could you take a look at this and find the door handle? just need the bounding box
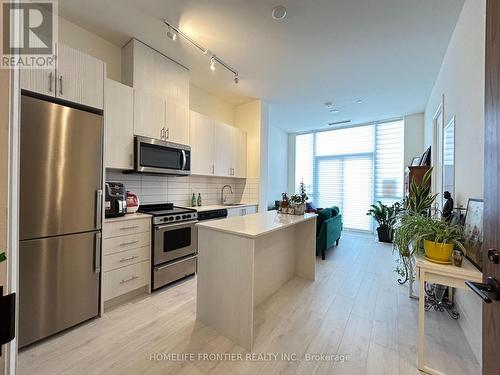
[48,72,52,92]
[94,232,102,273]
[465,277,500,303]
[96,189,103,228]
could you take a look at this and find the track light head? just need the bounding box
[166,26,177,41]
[234,74,239,84]
[210,57,216,71]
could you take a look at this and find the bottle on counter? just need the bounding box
[197,193,202,206]
[191,193,197,207]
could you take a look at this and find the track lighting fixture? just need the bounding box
[163,19,240,84]
[166,26,177,41]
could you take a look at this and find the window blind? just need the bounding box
[295,120,404,232]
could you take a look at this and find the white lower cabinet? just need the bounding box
[226,205,258,217]
[102,215,151,303]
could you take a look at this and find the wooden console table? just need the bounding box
[416,256,482,375]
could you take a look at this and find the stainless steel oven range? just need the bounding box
[137,203,198,291]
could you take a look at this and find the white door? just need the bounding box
[104,79,134,169]
[190,111,215,175]
[165,98,189,145]
[134,91,165,139]
[214,121,233,176]
[20,66,55,97]
[232,127,247,178]
[57,44,104,109]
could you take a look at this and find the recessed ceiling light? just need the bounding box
[272,5,287,20]
[356,99,363,104]
[329,109,340,114]
[324,102,333,109]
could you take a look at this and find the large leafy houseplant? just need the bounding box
[393,167,437,284]
[367,201,402,243]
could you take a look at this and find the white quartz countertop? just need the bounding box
[104,212,151,223]
[196,210,317,238]
[187,203,258,212]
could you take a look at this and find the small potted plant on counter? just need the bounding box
[290,180,308,215]
[366,201,401,243]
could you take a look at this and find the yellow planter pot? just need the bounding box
[423,239,454,264]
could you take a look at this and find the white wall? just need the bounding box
[403,113,425,167]
[189,85,235,125]
[423,0,486,363]
[267,125,289,207]
[58,16,122,81]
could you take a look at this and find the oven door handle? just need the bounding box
[155,255,197,271]
[155,220,198,230]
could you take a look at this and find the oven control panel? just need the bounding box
[153,212,198,225]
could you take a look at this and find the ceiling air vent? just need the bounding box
[328,120,352,126]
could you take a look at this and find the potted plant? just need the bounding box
[393,167,437,285]
[280,192,290,213]
[290,181,308,215]
[393,214,466,264]
[367,201,402,243]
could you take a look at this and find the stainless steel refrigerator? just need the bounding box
[19,94,103,347]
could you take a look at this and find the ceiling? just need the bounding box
[58,0,464,132]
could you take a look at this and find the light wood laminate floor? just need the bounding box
[19,232,481,375]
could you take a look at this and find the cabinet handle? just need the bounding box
[119,255,139,263]
[119,275,139,284]
[119,240,139,247]
[212,165,214,174]
[166,128,170,139]
[48,72,52,92]
[58,75,63,95]
[119,225,139,231]
[160,128,165,140]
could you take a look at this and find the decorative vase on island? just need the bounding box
[293,203,306,215]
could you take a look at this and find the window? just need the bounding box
[295,120,404,231]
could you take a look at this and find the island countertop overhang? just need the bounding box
[196,210,317,239]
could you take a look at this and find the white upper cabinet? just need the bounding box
[21,43,104,109]
[214,121,234,177]
[122,39,190,144]
[232,127,247,178]
[165,98,189,145]
[191,114,247,178]
[104,79,134,170]
[20,67,55,97]
[57,44,104,109]
[133,91,165,140]
[190,111,215,175]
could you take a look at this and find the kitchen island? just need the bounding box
[196,210,317,350]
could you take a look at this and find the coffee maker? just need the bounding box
[105,182,127,218]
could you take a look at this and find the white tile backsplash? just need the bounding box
[106,170,259,207]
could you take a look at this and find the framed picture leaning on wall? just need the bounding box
[463,198,484,270]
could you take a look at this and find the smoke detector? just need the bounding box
[272,5,287,20]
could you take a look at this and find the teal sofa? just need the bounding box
[316,206,343,260]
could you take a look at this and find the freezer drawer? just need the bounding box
[19,231,100,347]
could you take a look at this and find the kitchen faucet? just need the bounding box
[221,185,233,205]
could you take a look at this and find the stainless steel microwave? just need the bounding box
[134,136,191,175]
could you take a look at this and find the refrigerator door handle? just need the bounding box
[94,232,101,273]
[96,189,103,228]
